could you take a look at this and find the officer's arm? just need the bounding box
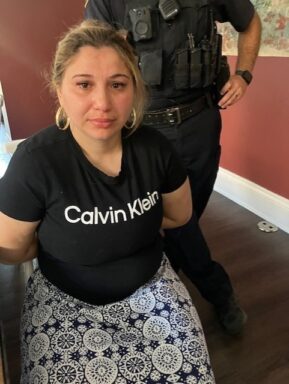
[236,11,262,74]
[218,11,262,109]
[161,178,192,229]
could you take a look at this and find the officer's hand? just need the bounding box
[218,75,248,109]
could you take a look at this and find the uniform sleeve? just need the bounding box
[0,145,45,221]
[214,0,255,32]
[84,0,112,22]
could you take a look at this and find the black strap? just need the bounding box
[143,96,208,126]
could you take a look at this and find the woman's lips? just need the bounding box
[89,118,115,128]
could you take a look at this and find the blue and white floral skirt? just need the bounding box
[20,256,215,383]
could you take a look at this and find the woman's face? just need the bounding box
[57,45,134,144]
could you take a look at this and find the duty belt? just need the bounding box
[143,96,208,126]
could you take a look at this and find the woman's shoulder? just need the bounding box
[20,125,69,155]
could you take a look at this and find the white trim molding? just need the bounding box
[214,167,289,234]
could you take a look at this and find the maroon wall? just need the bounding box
[0,0,83,139]
[220,56,289,200]
[1,2,288,200]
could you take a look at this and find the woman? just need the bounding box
[0,20,215,383]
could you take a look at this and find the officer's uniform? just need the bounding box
[84,0,255,309]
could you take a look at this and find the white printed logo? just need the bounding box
[64,191,159,225]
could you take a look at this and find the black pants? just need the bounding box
[155,105,233,307]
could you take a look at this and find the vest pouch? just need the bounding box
[215,56,230,94]
[214,34,223,76]
[174,48,189,89]
[201,38,213,87]
[139,49,162,85]
[189,48,202,88]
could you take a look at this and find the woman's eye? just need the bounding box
[77,82,90,89]
[112,82,126,89]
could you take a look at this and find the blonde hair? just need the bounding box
[50,19,147,131]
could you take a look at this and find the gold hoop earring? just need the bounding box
[55,106,70,130]
[125,108,137,130]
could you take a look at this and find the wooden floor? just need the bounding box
[1,191,289,383]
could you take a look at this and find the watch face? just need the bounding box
[243,71,252,84]
[236,70,252,85]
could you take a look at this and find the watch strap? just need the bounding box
[235,70,253,85]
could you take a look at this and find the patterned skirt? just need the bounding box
[20,256,215,384]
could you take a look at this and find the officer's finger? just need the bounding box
[218,91,238,108]
[220,81,232,96]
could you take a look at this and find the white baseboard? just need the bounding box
[214,167,289,234]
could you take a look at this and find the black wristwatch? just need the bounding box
[235,70,253,85]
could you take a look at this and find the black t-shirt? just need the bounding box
[0,125,186,304]
[84,0,255,108]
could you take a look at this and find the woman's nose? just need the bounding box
[91,87,111,111]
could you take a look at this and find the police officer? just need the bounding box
[84,0,262,334]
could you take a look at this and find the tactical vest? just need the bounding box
[124,0,222,94]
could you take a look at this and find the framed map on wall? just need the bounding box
[218,0,289,57]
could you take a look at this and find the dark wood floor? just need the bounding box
[1,191,289,383]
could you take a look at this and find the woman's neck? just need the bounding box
[71,129,123,177]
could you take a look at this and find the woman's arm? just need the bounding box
[161,177,192,229]
[0,212,40,265]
